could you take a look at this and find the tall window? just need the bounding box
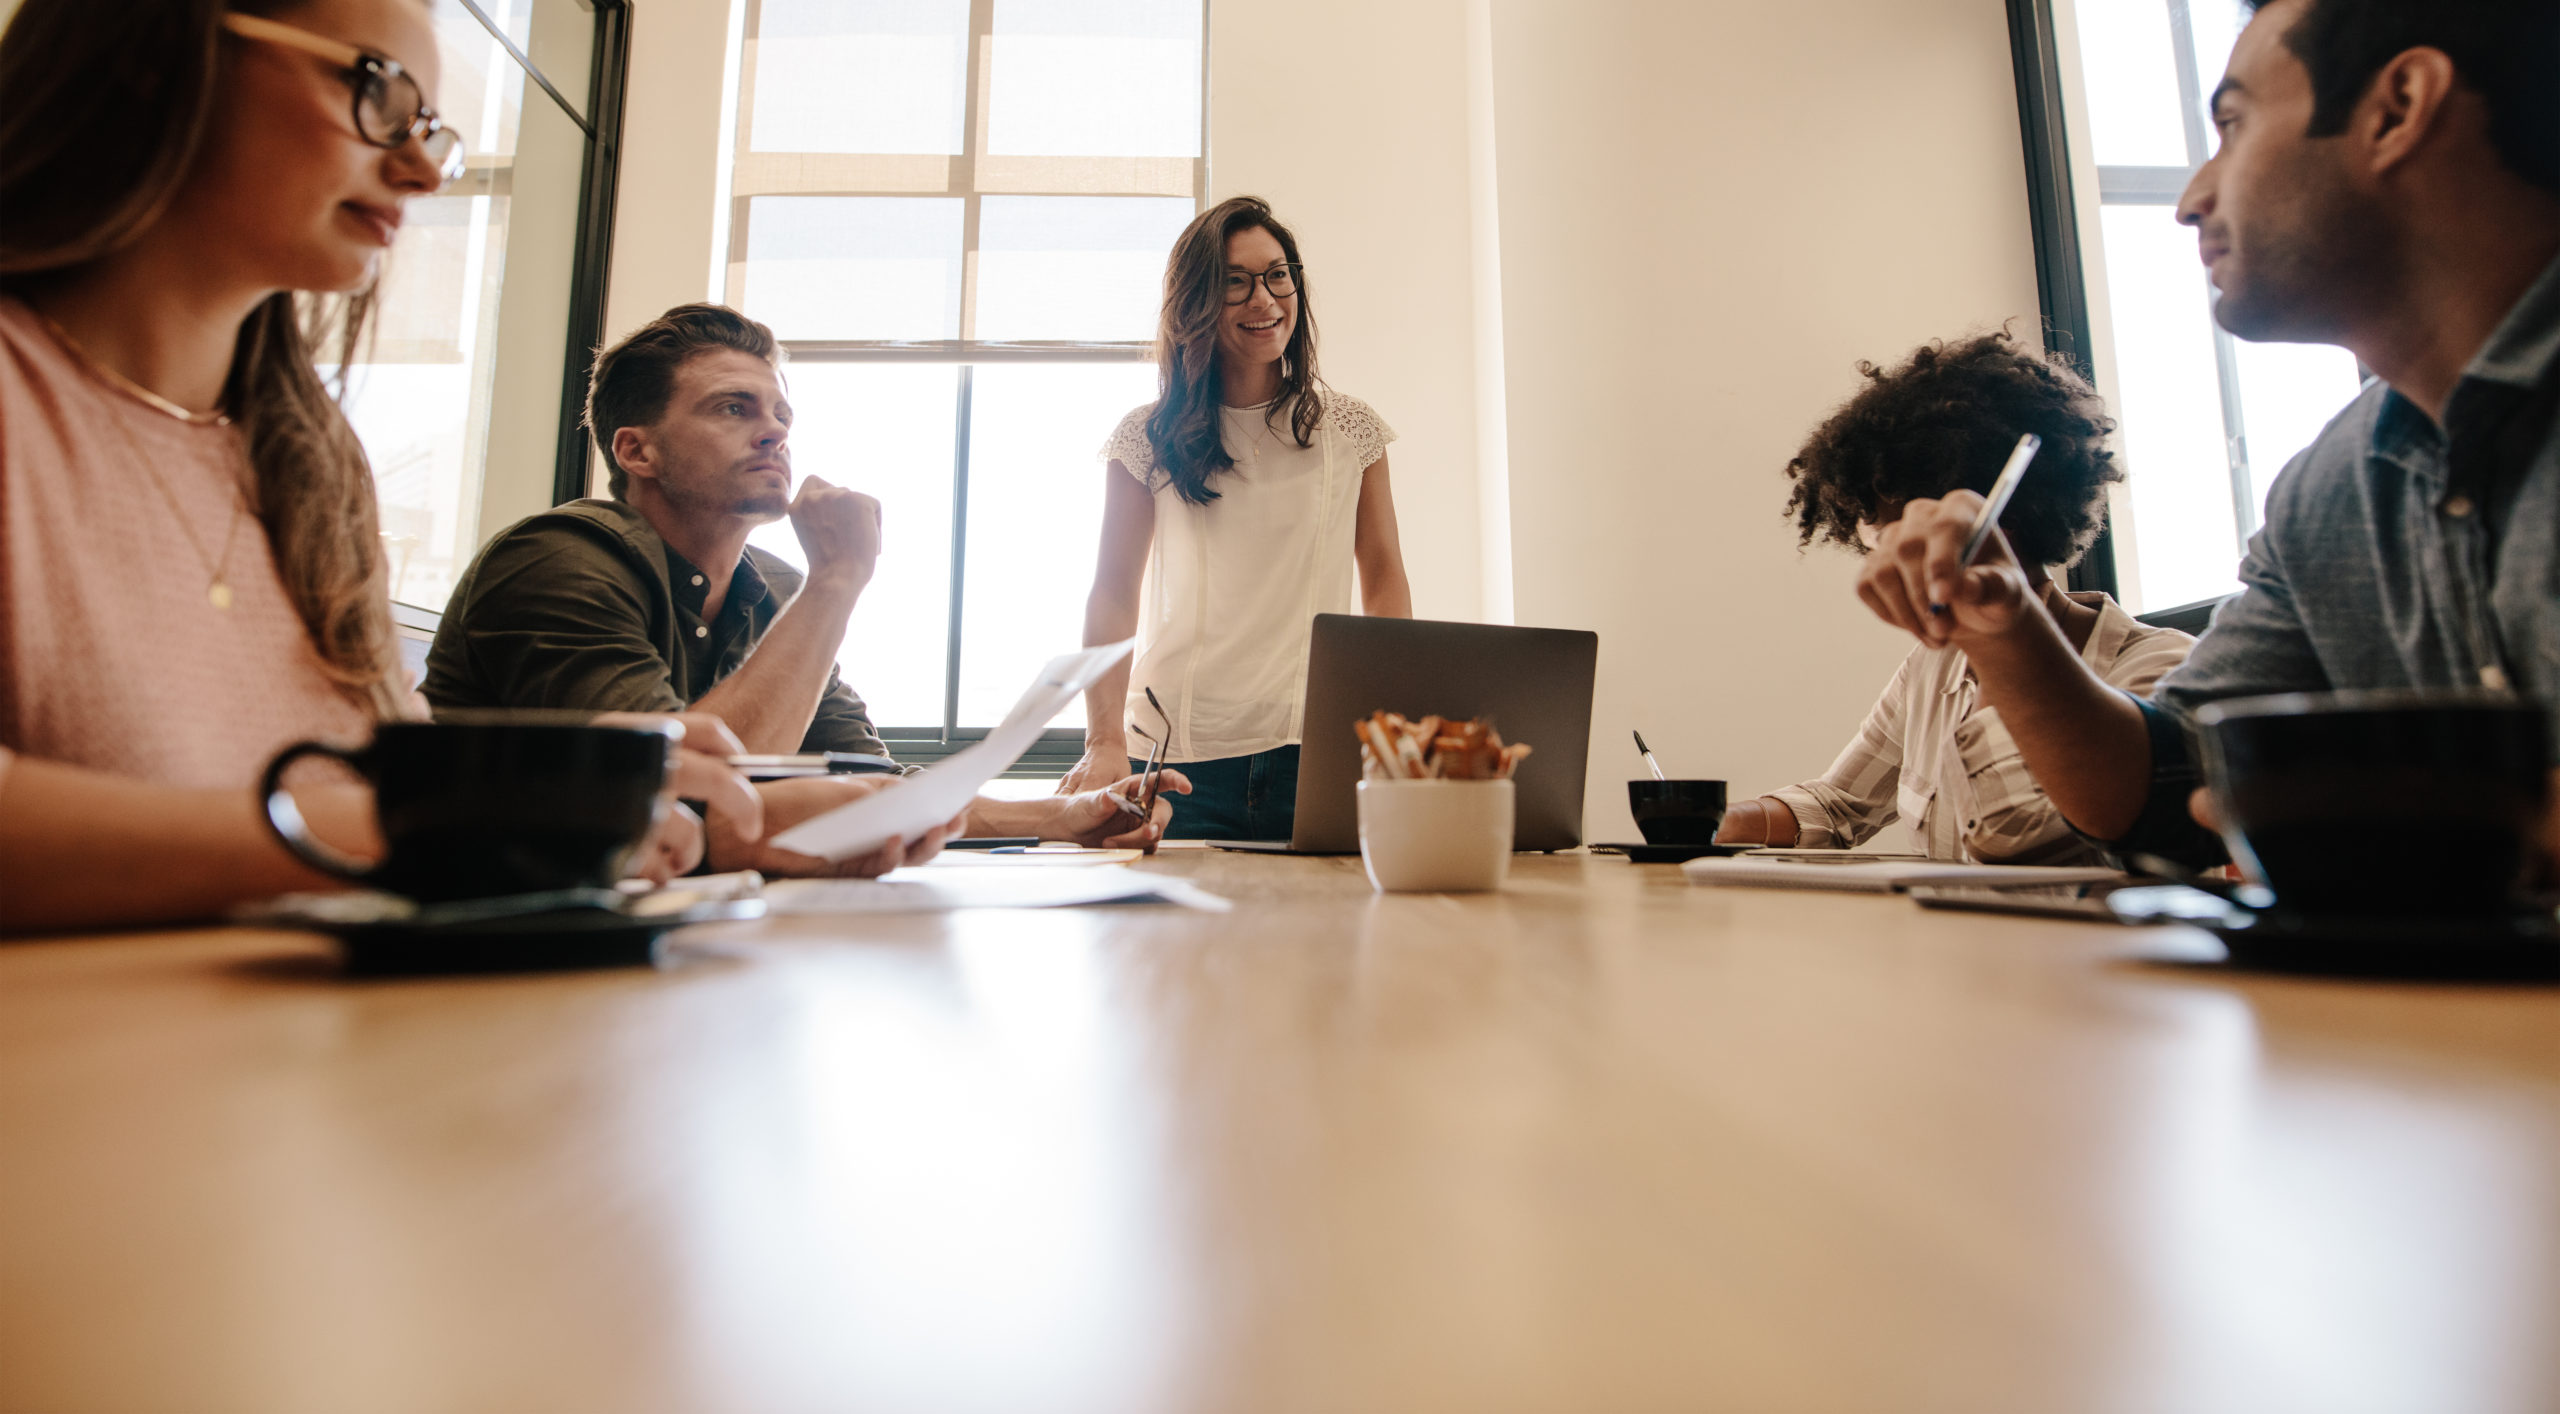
[722,0,1206,751]
[2062,0,2364,612]
[346,0,624,615]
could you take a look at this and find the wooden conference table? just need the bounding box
[4,850,2559,1413]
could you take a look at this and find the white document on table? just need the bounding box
[769,639,1135,861]
[1682,857,2125,895]
[925,847,1146,867]
[764,864,1230,915]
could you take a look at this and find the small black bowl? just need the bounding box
[1629,779,1728,846]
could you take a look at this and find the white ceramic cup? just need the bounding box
[1357,778,1515,893]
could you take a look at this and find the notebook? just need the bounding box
[1681,856,2126,895]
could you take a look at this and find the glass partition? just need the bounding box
[339,0,625,621]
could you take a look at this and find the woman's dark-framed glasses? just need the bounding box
[1223,263,1303,305]
[1129,687,1172,817]
[221,12,468,186]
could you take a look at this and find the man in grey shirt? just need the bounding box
[1854,0,2560,863]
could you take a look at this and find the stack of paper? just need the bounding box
[1682,856,2125,895]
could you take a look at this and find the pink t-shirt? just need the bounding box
[0,296,374,791]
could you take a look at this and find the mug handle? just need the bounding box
[259,740,379,884]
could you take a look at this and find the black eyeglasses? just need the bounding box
[1223,263,1302,306]
[1128,687,1172,817]
[222,12,468,186]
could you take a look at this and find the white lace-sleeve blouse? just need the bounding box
[1100,391,1395,763]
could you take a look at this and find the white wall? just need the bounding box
[595,0,740,499]
[1489,0,2043,840]
[600,0,736,333]
[1208,0,1492,625]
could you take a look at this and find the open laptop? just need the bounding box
[1216,615,1599,854]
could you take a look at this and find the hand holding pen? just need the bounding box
[1853,432,2045,647]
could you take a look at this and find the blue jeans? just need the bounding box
[1138,745,1300,841]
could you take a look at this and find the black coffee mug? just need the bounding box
[1629,779,1728,846]
[261,713,679,903]
[2197,690,2551,920]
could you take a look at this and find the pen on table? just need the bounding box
[727,751,904,779]
[1931,431,2043,614]
[1633,730,1668,783]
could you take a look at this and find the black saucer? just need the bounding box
[242,888,768,975]
[2108,884,2560,978]
[1591,841,1753,864]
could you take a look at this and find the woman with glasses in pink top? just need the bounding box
[0,0,951,933]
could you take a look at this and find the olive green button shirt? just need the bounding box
[421,497,892,758]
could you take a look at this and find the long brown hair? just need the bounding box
[0,0,406,717]
[1146,196,1323,506]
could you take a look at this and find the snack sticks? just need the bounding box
[1356,711,1533,781]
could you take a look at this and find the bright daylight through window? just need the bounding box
[722,0,1205,745]
[2066,0,2365,613]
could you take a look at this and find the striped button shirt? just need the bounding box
[1769,594,2194,864]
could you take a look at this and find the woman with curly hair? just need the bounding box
[1060,196,1413,840]
[1714,332,2194,863]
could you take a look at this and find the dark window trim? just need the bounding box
[883,727,1089,779]
[2004,0,2120,600]
[553,0,631,506]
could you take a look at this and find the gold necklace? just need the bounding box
[102,405,252,610]
[34,311,232,427]
[1229,404,1277,464]
[36,311,251,609]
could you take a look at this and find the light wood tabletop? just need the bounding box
[4,850,2558,1413]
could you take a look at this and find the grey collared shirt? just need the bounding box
[2118,252,2560,860]
[420,497,892,759]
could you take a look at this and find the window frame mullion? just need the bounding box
[936,0,997,742]
[943,365,974,744]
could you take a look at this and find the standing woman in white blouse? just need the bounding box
[1060,197,1412,839]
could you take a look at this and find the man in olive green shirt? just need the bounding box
[425,304,1179,853]
[424,493,896,758]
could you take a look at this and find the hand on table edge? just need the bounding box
[1056,735,1132,795]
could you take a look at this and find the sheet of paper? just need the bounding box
[763,864,1229,916]
[1681,857,2126,895]
[769,640,1135,861]
[924,848,1147,868]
